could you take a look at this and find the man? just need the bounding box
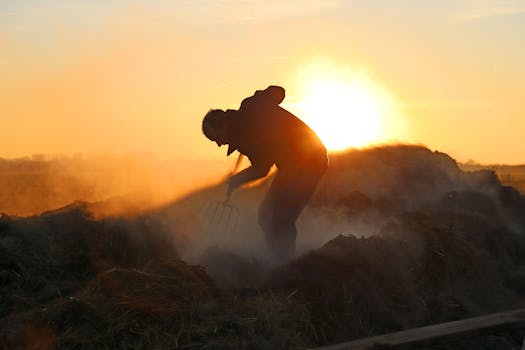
[202,85,328,262]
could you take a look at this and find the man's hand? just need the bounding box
[224,163,271,202]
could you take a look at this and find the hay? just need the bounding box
[98,259,213,315]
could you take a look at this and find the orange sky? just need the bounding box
[1,1,524,164]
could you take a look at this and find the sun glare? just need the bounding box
[287,61,400,151]
[297,80,382,150]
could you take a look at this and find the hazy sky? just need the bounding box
[1,0,524,164]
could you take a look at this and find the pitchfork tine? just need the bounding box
[203,199,240,234]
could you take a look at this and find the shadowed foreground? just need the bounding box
[1,145,525,349]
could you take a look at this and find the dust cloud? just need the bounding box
[156,144,525,289]
[2,144,524,290]
[0,153,231,217]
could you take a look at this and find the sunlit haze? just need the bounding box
[286,60,403,150]
[1,0,524,165]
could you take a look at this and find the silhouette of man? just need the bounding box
[202,85,328,262]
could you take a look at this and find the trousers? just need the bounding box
[258,156,328,262]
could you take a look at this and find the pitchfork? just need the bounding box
[202,154,244,234]
[204,197,240,234]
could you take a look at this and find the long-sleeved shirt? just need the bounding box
[226,86,327,173]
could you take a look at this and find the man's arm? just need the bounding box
[227,161,272,196]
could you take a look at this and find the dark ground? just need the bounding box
[1,145,525,349]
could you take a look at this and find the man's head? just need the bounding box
[202,109,229,147]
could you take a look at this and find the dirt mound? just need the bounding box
[0,205,96,319]
[0,202,181,320]
[314,145,462,208]
[267,208,525,345]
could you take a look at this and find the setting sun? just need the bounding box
[294,79,383,150]
[286,61,400,151]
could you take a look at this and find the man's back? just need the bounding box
[229,87,326,170]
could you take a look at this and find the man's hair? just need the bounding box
[202,109,226,138]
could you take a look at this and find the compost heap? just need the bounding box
[2,145,525,350]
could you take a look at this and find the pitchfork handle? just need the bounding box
[224,187,233,204]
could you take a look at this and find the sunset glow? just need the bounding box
[285,60,403,151]
[1,1,524,164]
[294,79,383,150]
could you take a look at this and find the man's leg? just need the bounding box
[258,171,296,262]
[258,163,326,263]
[266,209,297,262]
